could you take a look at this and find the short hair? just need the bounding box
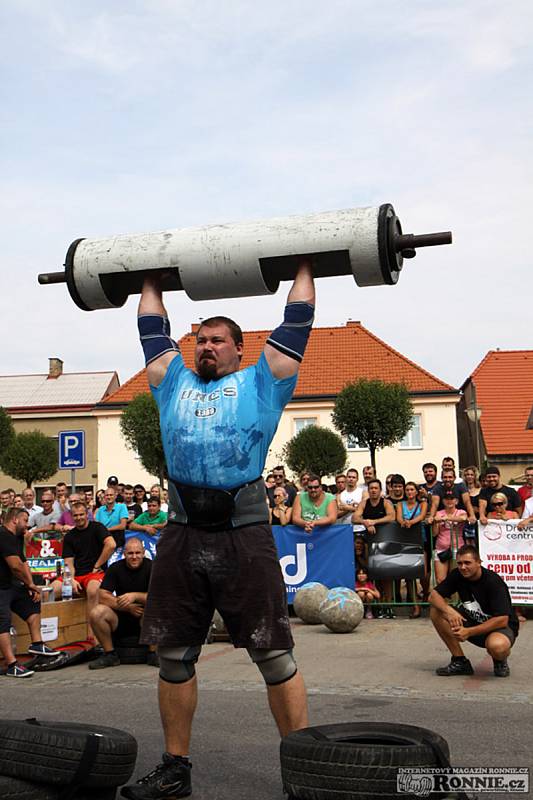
[134,484,145,492]
[368,478,382,490]
[197,316,243,347]
[0,489,11,496]
[486,465,500,476]
[124,537,145,551]
[56,481,67,489]
[4,507,29,524]
[390,474,405,486]
[70,501,87,512]
[346,468,359,476]
[422,462,437,472]
[147,496,161,506]
[124,484,134,491]
[307,473,321,485]
[490,492,508,506]
[442,456,455,464]
[441,467,456,477]
[335,474,346,481]
[273,465,286,474]
[456,544,480,560]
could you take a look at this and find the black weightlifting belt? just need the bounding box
[167,476,269,531]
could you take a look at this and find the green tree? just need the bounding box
[283,425,347,480]
[0,407,15,455]
[0,430,57,488]
[332,379,414,471]
[120,393,167,485]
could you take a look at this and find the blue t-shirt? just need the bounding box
[151,352,297,490]
[95,503,129,529]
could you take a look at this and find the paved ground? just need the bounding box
[2,614,532,799]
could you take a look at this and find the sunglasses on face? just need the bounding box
[493,502,505,507]
[308,485,321,490]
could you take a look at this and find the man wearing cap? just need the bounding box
[478,466,521,524]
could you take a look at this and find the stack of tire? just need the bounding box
[0,719,137,799]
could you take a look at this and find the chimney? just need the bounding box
[48,358,63,379]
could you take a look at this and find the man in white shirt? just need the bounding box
[22,488,42,523]
[337,469,365,532]
[517,496,533,530]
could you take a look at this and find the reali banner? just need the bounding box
[479,519,533,605]
[272,524,355,602]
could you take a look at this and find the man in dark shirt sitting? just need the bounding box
[429,544,518,678]
[51,502,116,641]
[89,537,153,669]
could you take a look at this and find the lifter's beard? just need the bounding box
[196,358,217,381]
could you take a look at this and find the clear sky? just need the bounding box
[2,1,531,389]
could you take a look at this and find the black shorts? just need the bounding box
[140,523,293,649]
[461,612,516,649]
[0,584,41,634]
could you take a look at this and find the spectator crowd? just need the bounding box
[0,461,531,677]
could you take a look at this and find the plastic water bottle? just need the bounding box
[9,626,16,655]
[62,564,73,601]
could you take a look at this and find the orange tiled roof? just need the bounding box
[104,321,455,405]
[468,350,533,455]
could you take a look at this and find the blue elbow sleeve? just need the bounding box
[138,314,180,366]
[266,302,315,363]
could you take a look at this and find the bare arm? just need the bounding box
[291,494,306,529]
[94,536,116,570]
[264,259,315,379]
[478,497,488,524]
[138,275,180,388]
[427,493,439,523]
[462,492,476,523]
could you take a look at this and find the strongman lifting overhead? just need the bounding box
[121,260,315,800]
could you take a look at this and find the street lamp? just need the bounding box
[465,383,482,470]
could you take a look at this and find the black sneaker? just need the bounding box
[493,659,510,677]
[376,608,385,619]
[88,652,121,670]
[435,658,474,676]
[384,607,396,619]
[121,753,192,799]
[27,643,61,657]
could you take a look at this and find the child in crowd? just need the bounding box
[355,567,380,619]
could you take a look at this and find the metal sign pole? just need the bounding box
[71,468,76,494]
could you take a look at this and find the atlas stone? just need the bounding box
[293,582,330,625]
[319,587,364,633]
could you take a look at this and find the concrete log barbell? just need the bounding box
[38,204,451,310]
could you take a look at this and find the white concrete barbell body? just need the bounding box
[39,204,451,310]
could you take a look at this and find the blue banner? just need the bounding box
[272,524,355,602]
[108,530,160,566]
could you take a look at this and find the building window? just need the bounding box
[346,435,368,452]
[399,414,422,449]
[294,417,317,434]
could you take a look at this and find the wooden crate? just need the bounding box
[11,598,88,653]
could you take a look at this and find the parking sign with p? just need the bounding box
[58,430,85,469]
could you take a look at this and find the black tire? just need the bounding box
[0,720,137,788]
[115,645,149,664]
[280,722,450,800]
[0,774,116,799]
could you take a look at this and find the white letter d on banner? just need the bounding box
[280,542,308,585]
